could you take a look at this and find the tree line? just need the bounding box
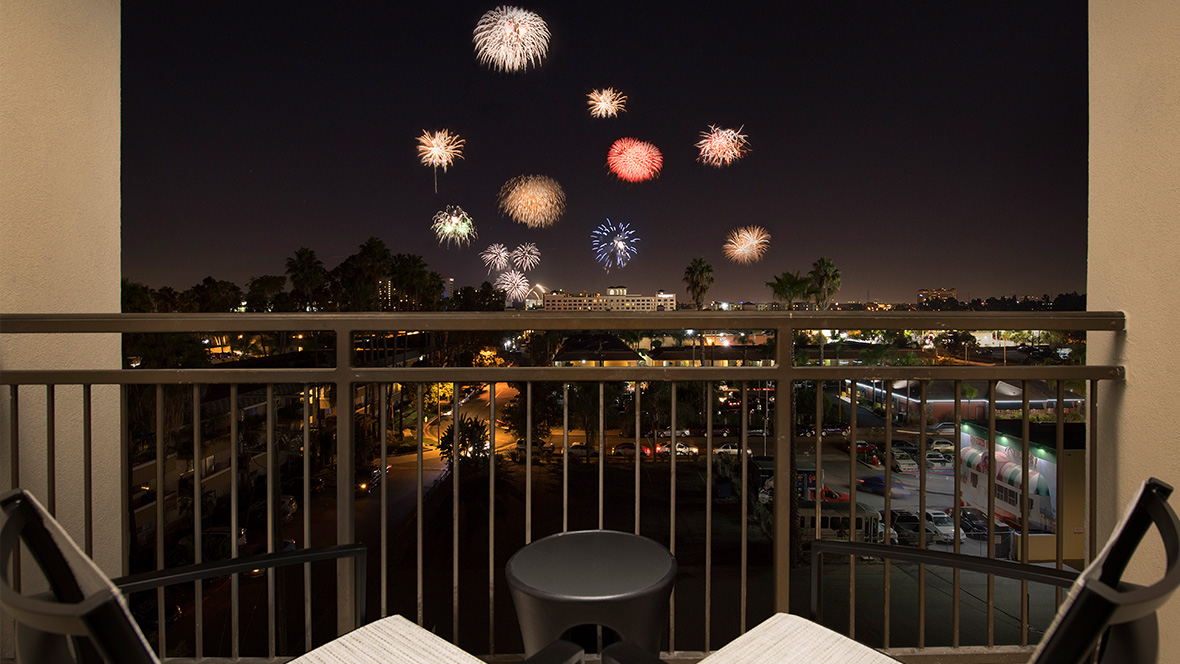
[680,256,843,310]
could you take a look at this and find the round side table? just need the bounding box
[505,530,676,657]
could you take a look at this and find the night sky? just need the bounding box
[121,1,1087,304]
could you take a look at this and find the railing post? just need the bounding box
[773,323,793,613]
[336,324,356,633]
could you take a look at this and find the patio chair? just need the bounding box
[0,488,583,664]
[602,477,1180,664]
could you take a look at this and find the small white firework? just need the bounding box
[417,129,465,193]
[587,88,627,118]
[723,225,771,264]
[494,269,531,302]
[473,6,550,73]
[590,220,639,271]
[511,242,541,271]
[480,243,511,273]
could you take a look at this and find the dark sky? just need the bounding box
[122,1,1087,304]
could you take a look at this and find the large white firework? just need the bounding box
[494,269,531,302]
[480,243,511,273]
[416,129,465,193]
[587,88,627,118]
[723,225,771,264]
[590,220,639,271]
[511,242,541,271]
[431,205,477,247]
[473,6,550,73]
[696,125,750,167]
[498,174,566,228]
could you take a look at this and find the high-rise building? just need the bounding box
[917,287,957,303]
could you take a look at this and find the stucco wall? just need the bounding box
[0,0,123,600]
[1089,1,1180,660]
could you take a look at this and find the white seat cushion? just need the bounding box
[700,613,898,664]
[288,614,485,664]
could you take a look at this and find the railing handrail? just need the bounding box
[0,310,1126,333]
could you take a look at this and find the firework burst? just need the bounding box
[606,137,663,183]
[511,242,541,271]
[417,129,465,193]
[587,88,627,118]
[723,226,771,264]
[473,6,550,73]
[590,220,639,271]
[431,206,476,247]
[494,269,531,302]
[480,243,510,273]
[498,174,566,228]
[696,125,750,167]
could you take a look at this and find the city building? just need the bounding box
[542,287,676,312]
[917,287,958,303]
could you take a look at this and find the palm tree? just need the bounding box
[807,257,842,311]
[766,270,814,310]
[286,247,326,311]
[682,258,715,310]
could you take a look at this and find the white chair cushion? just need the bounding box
[288,615,485,664]
[699,613,898,664]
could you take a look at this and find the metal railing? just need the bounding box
[0,311,1125,662]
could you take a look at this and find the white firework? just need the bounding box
[723,225,771,264]
[473,6,550,73]
[590,220,639,271]
[511,242,541,271]
[480,243,511,273]
[587,88,627,118]
[494,269,531,302]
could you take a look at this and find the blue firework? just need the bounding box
[591,220,639,270]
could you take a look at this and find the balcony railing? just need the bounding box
[0,311,1125,662]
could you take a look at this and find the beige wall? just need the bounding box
[0,0,123,610]
[1089,0,1180,660]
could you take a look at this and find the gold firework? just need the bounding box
[587,88,627,118]
[723,226,771,264]
[416,129,464,193]
[498,174,566,228]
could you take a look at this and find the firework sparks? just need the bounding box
[723,226,771,264]
[417,129,465,193]
[587,88,627,118]
[473,6,550,73]
[590,220,639,271]
[498,174,566,228]
[511,242,541,271]
[494,269,531,302]
[606,137,663,183]
[480,243,510,273]
[431,206,477,247]
[696,125,750,167]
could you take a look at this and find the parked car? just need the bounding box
[925,509,966,542]
[856,475,912,498]
[822,424,850,436]
[959,506,1014,540]
[925,451,953,469]
[928,438,956,455]
[656,441,700,458]
[928,422,957,434]
[891,510,940,546]
[567,443,595,458]
[890,450,919,473]
[657,428,691,438]
[713,442,750,455]
[354,466,382,496]
[842,440,878,454]
[611,442,652,458]
[712,426,733,438]
[890,439,919,456]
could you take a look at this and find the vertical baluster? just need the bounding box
[379,383,388,619]
[83,384,93,556]
[986,380,997,646]
[230,385,240,659]
[46,385,55,516]
[599,382,605,530]
[740,382,748,634]
[1021,381,1031,646]
[453,381,461,643]
[882,381,892,649]
[1088,380,1099,564]
[668,382,676,651]
[633,383,640,534]
[488,382,497,655]
[917,381,927,648]
[848,378,857,639]
[526,382,533,545]
[303,383,312,653]
[563,382,569,533]
[266,383,276,659]
[952,380,962,648]
[155,384,166,657]
[1055,380,1065,608]
[417,384,425,626]
[193,385,203,661]
[704,380,713,653]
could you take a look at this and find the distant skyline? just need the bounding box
[122,2,1087,304]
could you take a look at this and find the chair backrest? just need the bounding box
[1031,478,1180,664]
[0,489,159,664]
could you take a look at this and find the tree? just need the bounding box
[187,276,243,312]
[286,247,326,311]
[766,270,813,310]
[807,257,841,310]
[438,415,491,467]
[682,257,715,310]
[244,274,287,312]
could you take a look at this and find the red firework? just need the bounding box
[606,137,663,183]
